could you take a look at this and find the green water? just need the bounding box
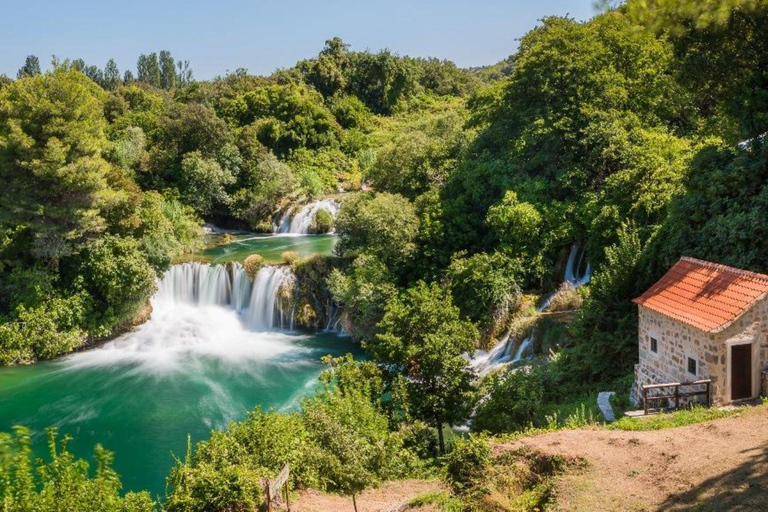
[201,234,337,264]
[0,314,357,495]
[0,234,349,496]
[0,329,359,497]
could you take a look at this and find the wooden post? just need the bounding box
[265,479,272,512]
[643,386,648,415]
[706,381,711,408]
[674,384,680,410]
[285,476,291,512]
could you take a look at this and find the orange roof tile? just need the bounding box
[633,257,768,333]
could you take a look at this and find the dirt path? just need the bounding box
[498,406,768,511]
[292,479,446,512]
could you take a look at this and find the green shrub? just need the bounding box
[473,365,547,434]
[0,426,156,512]
[310,208,334,234]
[445,434,491,493]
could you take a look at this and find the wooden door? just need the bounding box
[731,343,752,401]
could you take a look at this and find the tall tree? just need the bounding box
[374,281,478,452]
[176,60,194,87]
[103,58,121,90]
[16,55,41,78]
[123,69,135,83]
[137,53,161,87]
[159,50,177,89]
[0,69,112,262]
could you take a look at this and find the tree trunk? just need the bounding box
[352,493,358,512]
[437,422,445,454]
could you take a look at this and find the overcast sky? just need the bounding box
[1,0,597,79]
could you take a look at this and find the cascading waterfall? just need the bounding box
[246,266,294,331]
[470,242,591,375]
[564,243,591,286]
[154,262,293,330]
[273,200,340,235]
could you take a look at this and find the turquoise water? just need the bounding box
[0,233,353,498]
[0,329,359,497]
[201,234,337,264]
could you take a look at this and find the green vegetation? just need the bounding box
[3,0,768,509]
[0,427,155,511]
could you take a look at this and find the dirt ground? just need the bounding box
[292,479,446,512]
[498,405,768,511]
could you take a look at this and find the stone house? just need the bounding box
[633,257,768,405]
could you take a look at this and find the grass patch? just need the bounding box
[408,491,466,511]
[609,405,745,431]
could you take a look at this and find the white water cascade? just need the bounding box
[64,262,299,372]
[470,243,591,375]
[156,262,295,331]
[273,200,341,235]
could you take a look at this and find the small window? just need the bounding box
[650,336,658,354]
[687,357,698,376]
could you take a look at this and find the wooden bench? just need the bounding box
[642,379,711,415]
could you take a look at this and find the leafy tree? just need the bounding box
[178,151,235,215]
[347,50,421,114]
[16,55,41,78]
[302,389,392,511]
[374,281,478,452]
[0,69,112,262]
[159,50,177,90]
[103,59,122,90]
[67,234,157,333]
[229,151,295,228]
[137,53,161,87]
[447,251,522,341]
[368,108,469,199]
[123,69,135,84]
[135,191,203,272]
[335,193,419,268]
[328,254,398,342]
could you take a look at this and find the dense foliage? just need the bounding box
[3,0,768,508]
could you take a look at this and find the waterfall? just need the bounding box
[564,243,591,286]
[246,266,294,331]
[273,200,340,235]
[154,262,293,331]
[470,242,592,375]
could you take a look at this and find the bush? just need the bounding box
[445,434,491,492]
[281,251,299,265]
[243,254,265,280]
[473,365,547,434]
[0,426,156,512]
[447,251,522,341]
[68,235,157,334]
[310,208,334,234]
[546,282,583,313]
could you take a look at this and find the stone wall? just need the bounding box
[634,294,768,405]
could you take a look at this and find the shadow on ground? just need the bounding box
[660,444,768,511]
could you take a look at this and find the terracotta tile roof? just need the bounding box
[633,257,768,333]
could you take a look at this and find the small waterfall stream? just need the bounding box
[273,200,340,234]
[471,243,591,375]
